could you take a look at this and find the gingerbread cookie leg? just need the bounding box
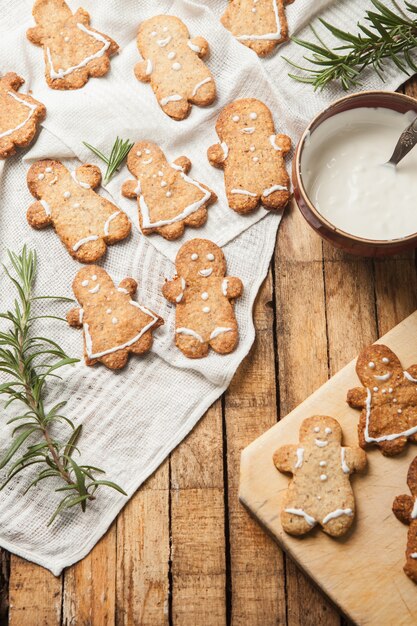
[209,328,238,355]
[176,331,209,359]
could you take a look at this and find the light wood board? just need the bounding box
[240,310,417,626]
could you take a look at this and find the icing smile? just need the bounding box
[314,439,329,447]
[198,268,213,277]
[157,36,171,47]
[241,127,255,134]
[374,372,392,381]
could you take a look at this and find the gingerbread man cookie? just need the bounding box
[162,239,243,358]
[207,98,291,214]
[27,0,118,90]
[393,456,417,583]
[347,345,417,456]
[122,141,216,240]
[273,416,367,537]
[134,15,216,120]
[0,73,46,159]
[67,266,163,369]
[221,0,292,57]
[27,159,131,263]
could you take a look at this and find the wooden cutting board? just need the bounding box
[240,310,417,626]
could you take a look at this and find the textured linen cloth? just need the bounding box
[0,0,409,574]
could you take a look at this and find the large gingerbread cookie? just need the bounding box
[273,416,367,537]
[347,345,417,456]
[207,98,291,214]
[221,0,292,57]
[134,15,216,120]
[27,0,119,90]
[393,456,417,584]
[67,266,163,369]
[162,239,243,358]
[122,141,216,240]
[0,73,46,159]
[27,159,131,263]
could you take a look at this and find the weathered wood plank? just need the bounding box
[8,556,61,626]
[62,525,116,626]
[116,460,170,626]
[0,550,9,624]
[275,203,341,626]
[170,401,226,626]
[225,269,287,626]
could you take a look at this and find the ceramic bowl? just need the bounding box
[292,91,417,257]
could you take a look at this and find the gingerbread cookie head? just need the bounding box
[137,15,188,58]
[126,141,166,178]
[0,73,46,159]
[175,239,226,282]
[299,416,343,448]
[216,98,275,142]
[355,345,403,388]
[72,265,114,306]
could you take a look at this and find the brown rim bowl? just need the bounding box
[292,90,417,257]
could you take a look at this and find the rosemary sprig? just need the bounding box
[83,136,133,184]
[285,0,417,91]
[0,247,126,525]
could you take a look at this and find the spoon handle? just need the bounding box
[387,116,417,166]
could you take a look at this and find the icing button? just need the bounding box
[202,306,210,313]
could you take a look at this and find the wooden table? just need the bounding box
[1,78,417,626]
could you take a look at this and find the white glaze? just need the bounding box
[176,327,204,343]
[103,211,120,236]
[38,174,45,180]
[221,142,229,160]
[40,199,51,216]
[157,36,172,47]
[160,94,182,106]
[210,327,233,340]
[314,439,328,447]
[374,372,392,381]
[79,309,84,324]
[322,508,353,525]
[295,448,304,468]
[412,499,417,519]
[263,184,287,197]
[71,170,90,189]
[284,508,315,526]
[188,40,201,53]
[199,268,212,277]
[72,235,99,252]
[89,284,100,294]
[302,107,417,240]
[191,77,211,97]
[222,279,229,296]
[201,292,208,300]
[320,474,327,481]
[241,127,255,134]
[341,448,350,474]
[236,0,282,41]
[0,91,38,139]
[269,135,281,151]
[145,59,153,75]
[231,188,256,197]
[46,23,110,79]
[202,306,210,313]
[364,384,417,442]
[172,62,181,71]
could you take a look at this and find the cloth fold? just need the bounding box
[0,0,408,574]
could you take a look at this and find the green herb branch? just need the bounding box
[83,137,133,184]
[285,0,417,91]
[0,247,126,525]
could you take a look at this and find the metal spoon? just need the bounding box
[386,115,417,167]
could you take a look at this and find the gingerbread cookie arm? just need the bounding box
[121,179,139,199]
[173,156,191,174]
[273,134,291,156]
[119,278,137,296]
[405,364,417,380]
[344,446,367,473]
[67,307,84,328]
[273,444,297,474]
[162,277,185,304]
[393,494,415,525]
[1,72,24,91]
[188,36,209,58]
[73,7,90,25]
[75,164,101,189]
[134,60,152,83]
[27,201,52,229]
[26,25,45,45]
[207,143,226,169]
[347,386,367,408]
[223,277,243,300]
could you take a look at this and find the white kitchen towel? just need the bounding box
[0,0,410,575]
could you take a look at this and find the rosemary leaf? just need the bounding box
[83,136,134,184]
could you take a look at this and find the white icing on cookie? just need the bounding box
[198,268,212,277]
[231,189,257,197]
[191,77,212,97]
[145,59,153,75]
[322,508,353,525]
[40,199,51,216]
[72,235,99,252]
[236,0,283,41]
[187,40,201,53]
[0,92,38,139]
[314,439,328,448]
[374,372,392,381]
[71,170,91,189]
[221,142,229,160]
[364,382,417,442]
[88,284,100,294]
[341,448,350,474]
[157,36,172,47]
[222,279,229,296]
[284,508,315,526]
[46,23,111,79]
[103,211,121,236]
[160,94,182,106]
[263,184,288,197]
[269,135,282,151]
[176,327,204,343]
[210,327,233,340]
[295,447,304,469]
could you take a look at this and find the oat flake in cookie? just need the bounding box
[0,73,46,159]
[122,141,217,240]
[162,239,243,358]
[393,456,417,584]
[134,15,216,120]
[221,0,293,57]
[347,344,417,456]
[27,0,119,90]
[273,416,367,537]
[208,98,291,214]
[26,160,131,263]
[67,266,163,370]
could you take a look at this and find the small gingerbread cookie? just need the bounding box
[27,0,119,90]
[122,141,216,240]
[393,456,417,583]
[27,159,131,263]
[347,345,417,456]
[221,0,291,57]
[208,98,291,214]
[67,266,163,369]
[134,15,216,120]
[273,416,367,537]
[0,73,46,159]
[162,239,243,358]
